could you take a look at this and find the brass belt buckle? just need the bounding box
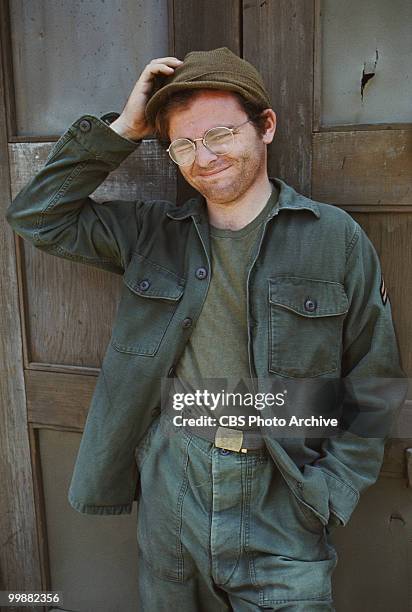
[215,426,246,453]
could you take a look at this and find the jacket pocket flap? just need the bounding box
[269,276,348,317]
[123,252,185,301]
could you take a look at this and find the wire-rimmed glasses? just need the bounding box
[166,119,252,166]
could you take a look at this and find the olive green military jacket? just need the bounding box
[6,115,407,528]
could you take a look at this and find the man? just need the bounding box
[6,48,407,611]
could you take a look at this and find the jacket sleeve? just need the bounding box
[313,222,409,526]
[6,115,143,274]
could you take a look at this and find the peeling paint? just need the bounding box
[361,49,379,101]
[389,513,405,526]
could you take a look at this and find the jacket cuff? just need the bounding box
[69,114,141,167]
[317,467,360,525]
[68,491,133,516]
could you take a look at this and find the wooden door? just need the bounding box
[1,1,173,611]
[238,1,411,609]
[1,1,411,611]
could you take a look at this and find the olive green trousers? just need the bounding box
[135,416,338,611]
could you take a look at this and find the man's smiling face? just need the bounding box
[167,90,273,206]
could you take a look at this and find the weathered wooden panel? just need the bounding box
[38,429,139,611]
[21,246,122,368]
[170,0,241,204]
[0,0,16,137]
[0,24,42,610]
[312,129,412,206]
[9,141,176,369]
[9,140,176,201]
[171,0,240,57]
[319,0,412,127]
[349,212,412,376]
[28,426,51,592]
[332,474,412,611]
[382,400,412,477]
[243,0,315,196]
[9,0,169,137]
[26,370,96,430]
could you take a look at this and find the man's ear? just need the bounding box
[261,109,276,144]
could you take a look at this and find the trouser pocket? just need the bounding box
[246,459,337,605]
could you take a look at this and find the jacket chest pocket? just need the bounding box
[268,276,349,378]
[111,253,185,356]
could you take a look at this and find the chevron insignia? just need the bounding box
[380,275,388,305]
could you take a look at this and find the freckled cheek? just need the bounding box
[177,166,193,181]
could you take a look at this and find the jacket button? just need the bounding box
[195,266,208,280]
[304,298,317,312]
[182,317,192,329]
[139,279,151,291]
[79,118,92,132]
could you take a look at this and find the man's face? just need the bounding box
[167,90,274,206]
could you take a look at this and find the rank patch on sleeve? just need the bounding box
[380,275,388,305]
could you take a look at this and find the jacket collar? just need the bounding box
[166,177,320,221]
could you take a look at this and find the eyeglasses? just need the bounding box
[166,119,252,166]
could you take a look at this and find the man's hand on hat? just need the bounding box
[110,57,183,141]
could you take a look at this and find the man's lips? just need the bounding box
[198,166,231,177]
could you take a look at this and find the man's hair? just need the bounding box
[154,89,268,145]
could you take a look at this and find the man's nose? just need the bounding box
[194,140,218,167]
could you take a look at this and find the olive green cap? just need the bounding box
[145,47,271,125]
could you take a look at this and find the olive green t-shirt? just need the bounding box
[175,185,279,421]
